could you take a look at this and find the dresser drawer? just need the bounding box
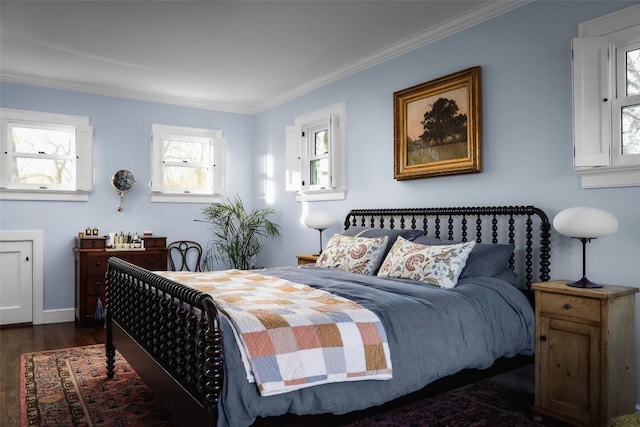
[87,255,110,275]
[538,292,600,324]
[143,237,167,249]
[76,237,106,249]
[85,274,106,296]
[120,253,166,270]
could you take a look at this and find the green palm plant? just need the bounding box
[200,195,280,270]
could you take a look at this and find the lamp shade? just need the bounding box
[553,207,618,238]
[304,212,336,230]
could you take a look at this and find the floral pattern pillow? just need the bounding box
[315,233,389,275]
[377,237,476,288]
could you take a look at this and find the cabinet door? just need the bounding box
[539,317,600,426]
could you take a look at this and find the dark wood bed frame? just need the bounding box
[105,205,551,427]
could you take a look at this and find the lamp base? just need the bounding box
[566,276,603,288]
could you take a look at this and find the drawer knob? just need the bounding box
[563,303,572,310]
[540,335,547,342]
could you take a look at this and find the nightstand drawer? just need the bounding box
[296,254,318,265]
[539,292,600,323]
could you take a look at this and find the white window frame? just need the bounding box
[572,4,640,188]
[150,124,226,204]
[0,108,93,201]
[285,102,346,202]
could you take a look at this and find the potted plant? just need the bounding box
[200,195,280,270]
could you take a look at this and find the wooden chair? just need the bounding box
[167,240,203,272]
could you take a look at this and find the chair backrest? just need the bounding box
[167,240,203,272]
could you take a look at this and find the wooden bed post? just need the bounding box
[105,269,116,379]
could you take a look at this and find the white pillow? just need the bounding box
[315,233,389,275]
[377,237,476,288]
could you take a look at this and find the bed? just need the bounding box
[105,205,551,427]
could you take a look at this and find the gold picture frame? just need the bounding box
[394,66,482,180]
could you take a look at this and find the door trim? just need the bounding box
[0,231,44,324]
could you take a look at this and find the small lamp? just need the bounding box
[553,206,618,288]
[304,212,336,256]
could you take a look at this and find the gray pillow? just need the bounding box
[493,267,520,287]
[459,243,515,279]
[411,235,455,246]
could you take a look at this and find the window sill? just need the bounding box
[294,189,346,202]
[150,193,224,204]
[575,164,640,188]
[0,189,90,201]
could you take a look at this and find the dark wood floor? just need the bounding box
[0,322,538,427]
[0,322,105,427]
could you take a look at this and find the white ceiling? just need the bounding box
[0,1,528,114]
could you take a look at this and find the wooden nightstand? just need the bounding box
[532,280,638,426]
[296,254,318,265]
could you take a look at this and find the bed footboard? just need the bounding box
[105,257,222,427]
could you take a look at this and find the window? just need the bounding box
[0,108,93,201]
[612,38,640,165]
[572,4,640,188]
[285,102,346,201]
[150,124,226,203]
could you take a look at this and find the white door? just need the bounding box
[0,240,33,325]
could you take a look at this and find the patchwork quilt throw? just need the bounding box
[157,270,393,396]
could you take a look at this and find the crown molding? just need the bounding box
[253,0,531,113]
[1,0,530,115]
[0,73,255,115]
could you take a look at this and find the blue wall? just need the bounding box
[0,86,254,309]
[2,0,639,404]
[254,1,640,289]
[250,0,640,404]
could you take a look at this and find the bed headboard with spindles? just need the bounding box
[344,205,551,289]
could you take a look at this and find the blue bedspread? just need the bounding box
[215,266,534,427]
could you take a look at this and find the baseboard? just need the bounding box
[38,308,74,325]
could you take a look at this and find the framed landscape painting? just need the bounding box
[394,66,482,180]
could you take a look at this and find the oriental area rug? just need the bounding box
[20,345,174,427]
[20,344,568,427]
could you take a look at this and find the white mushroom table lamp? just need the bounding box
[304,212,336,256]
[553,207,618,288]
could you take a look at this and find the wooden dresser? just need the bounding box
[532,280,638,426]
[73,236,167,327]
